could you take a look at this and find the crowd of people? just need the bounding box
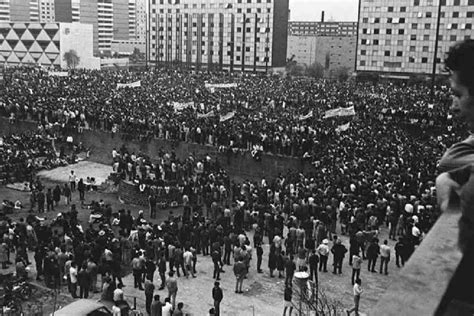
[0,61,466,315]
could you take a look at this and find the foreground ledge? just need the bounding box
[369,211,462,316]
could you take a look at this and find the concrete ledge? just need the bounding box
[369,211,463,316]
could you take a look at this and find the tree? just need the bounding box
[330,66,350,82]
[306,62,324,79]
[130,48,145,63]
[63,49,80,69]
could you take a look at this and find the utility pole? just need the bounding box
[431,0,443,102]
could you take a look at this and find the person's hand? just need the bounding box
[436,172,461,212]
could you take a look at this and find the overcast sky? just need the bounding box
[289,0,359,22]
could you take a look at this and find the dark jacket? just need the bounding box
[212,286,223,302]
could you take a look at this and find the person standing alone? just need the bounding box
[347,278,362,316]
[212,281,223,316]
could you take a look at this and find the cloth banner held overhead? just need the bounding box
[205,83,238,90]
[48,71,68,77]
[299,110,313,121]
[336,122,351,132]
[220,111,235,122]
[172,101,195,112]
[197,110,215,119]
[117,81,141,89]
[324,105,356,119]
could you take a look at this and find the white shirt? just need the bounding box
[69,266,77,283]
[412,226,421,237]
[162,302,173,315]
[353,283,362,296]
[113,288,124,302]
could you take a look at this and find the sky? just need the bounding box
[289,0,359,22]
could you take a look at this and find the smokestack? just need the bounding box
[321,11,325,22]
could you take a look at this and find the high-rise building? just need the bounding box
[40,0,55,22]
[289,21,357,37]
[356,0,474,76]
[0,0,41,22]
[149,0,289,72]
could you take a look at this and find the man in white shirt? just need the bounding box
[379,240,391,275]
[161,297,173,316]
[347,278,362,316]
[69,170,76,192]
[69,262,78,298]
[183,249,195,278]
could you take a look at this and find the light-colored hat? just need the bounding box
[323,239,329,245]
[98,230,105,236]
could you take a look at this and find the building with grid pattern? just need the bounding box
[288,21,357,37]
[149,0,289,72]
[356,0,474,76]
[0,0,41,22]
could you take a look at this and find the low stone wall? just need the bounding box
[0,117,312,181]
[118,180,149,206]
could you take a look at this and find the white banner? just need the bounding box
[117,80,141,89]
[336,122,351,132]
[324,105,356,119]
[219,111,236,122]
[197,110,215,119]
[205,83,238,89]
[299,110,313,121]
[172,101,195,111]
[48,71,68,77]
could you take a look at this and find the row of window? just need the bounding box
[154,7,271,14]
[154,0,271,6]
[360,34,470,45]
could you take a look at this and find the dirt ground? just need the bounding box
[0,161,396,315]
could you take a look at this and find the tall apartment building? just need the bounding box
[287,35,356,71]
[150,0,289,72]
[0,0,40,22]
[289,21,357,36]
[356,0,474,76]
[40,0,55,22]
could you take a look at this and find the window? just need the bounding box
[374,29,379,34]
[454,0,460,5]
[388,6,393,12]
[452,24,458,29]
[361,39,367,44]
[453,12,459,18]
[396,51,403,57]
[425,23,431,29]
[399,18,405,23]
[470,0,474,5]
[421,57,428,63]
[371,61,377,66]
[414,0,419,5]
[384,51,390,56]
[385,39,391,45]
[410,46,416,52]
[468,12,474,18]
[409,57,415,63]
[386,29,392,34]
[245,47,250,52]
[362,28,367,34]
[373,39,379,45]
[467,24,472,30]
[397,40,403,45]
[412,23,418,29]
[400,6,406,12]
[398,29,405,35]
[360,60,366,66]
[363,18,368,23]
[439,35,443,41]
[450,35,457,41]
[387,17,393,23]
[426,12,432,18]
[422,46,429,52]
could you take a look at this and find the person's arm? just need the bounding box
[436,171,463,212]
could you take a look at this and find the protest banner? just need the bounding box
[117,80,141,89]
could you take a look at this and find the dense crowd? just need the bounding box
[0,66,465,315]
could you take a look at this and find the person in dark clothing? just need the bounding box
[53,185,61,206]
[268,243,277,278]
[223,235,232,265]
[37,190,45,213]
[331,239,348,274]
[212,248,221,280]
[78,263,91,298]
[144,277,155,315]
[395,238,405,268]
[308,249,319,283]
[78,178,86,205]
[366,238,380,272]
[212,281,223,316]
[283,285,293,316]
[284,254,296,287]
[256,244,263,273]
[158,253,167,290]
[46,188,54,212]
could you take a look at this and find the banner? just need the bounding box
[117,80,141,89]
[299,110,313,121]
[323,105,356,119]
[172,101,195,111]
[197,110,215,119]
[205,83,238,89]
[219,111,235,122]
[48,71,68,77]
[336,123,351,133]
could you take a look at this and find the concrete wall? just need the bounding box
[112,0,129,41]
[0,117,312,181]
[54,0,73,23]
[79,0,98,55]
[271,0,289,67]
[9,0,30,22]
[59,22,100,69]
